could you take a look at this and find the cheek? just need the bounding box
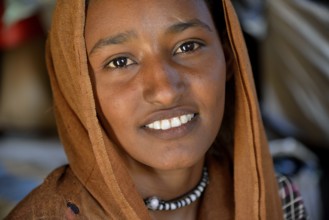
[96,83,135,133]
[194,57,226,126]
[211,64,226,117]
[196,56,226,103]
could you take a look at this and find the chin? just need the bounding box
[145,151,205,171]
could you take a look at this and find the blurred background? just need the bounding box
[0,0,328,219]
[0,0,67,218]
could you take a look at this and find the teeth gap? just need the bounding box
[146,113,196,130]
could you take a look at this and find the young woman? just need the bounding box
[6,0,307,219]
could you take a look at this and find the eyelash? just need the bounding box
[106,56,136,69]
[173,40,205,55]
[104,40,205,69]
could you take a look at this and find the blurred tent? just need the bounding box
[233,0,329,219]
[0,0,56,133]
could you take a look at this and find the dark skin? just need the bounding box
[85,0,227,219]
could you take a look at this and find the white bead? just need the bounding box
[190,194,197,202]
[170,203,177,210]
[195,189,201,197]
[149,197,160,210]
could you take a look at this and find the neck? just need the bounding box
[149,201,199,220]
[126,158,205,220]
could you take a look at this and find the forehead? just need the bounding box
[86,0,211,26]
[85,0,214,48]
[85,0,208,11]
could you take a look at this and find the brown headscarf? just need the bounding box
[6,0,283,219]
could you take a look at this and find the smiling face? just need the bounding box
[85,0,226,170]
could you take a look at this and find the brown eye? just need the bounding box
[107,57,136,69]
[174,41,203,55]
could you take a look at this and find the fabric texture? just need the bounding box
[6,0,283,219]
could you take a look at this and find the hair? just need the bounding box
[202,0,235,158]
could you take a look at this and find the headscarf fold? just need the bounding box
[222,1,283,219]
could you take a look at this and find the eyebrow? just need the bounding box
[88,19,213,56]
[89,31,137,55]
[166,19,213,35]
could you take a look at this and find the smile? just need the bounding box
[145,114,196,130]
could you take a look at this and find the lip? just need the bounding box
[141,106,198,127]
[140,106,199,140]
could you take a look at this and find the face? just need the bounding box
[85,0,227,171]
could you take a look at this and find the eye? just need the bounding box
[106,56,136,69]
[174,41,204,55]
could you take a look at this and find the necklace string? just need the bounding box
[144,167,209,211]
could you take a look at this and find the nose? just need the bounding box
[142,59,186,107]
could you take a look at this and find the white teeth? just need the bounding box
[180,115,188,124]
[153,121,161,130]
[161,120,171,130]
[171,117,181,128]
[145,114,195,130]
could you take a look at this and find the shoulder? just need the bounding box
[276,174,309,220]
[5,166,72,219]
